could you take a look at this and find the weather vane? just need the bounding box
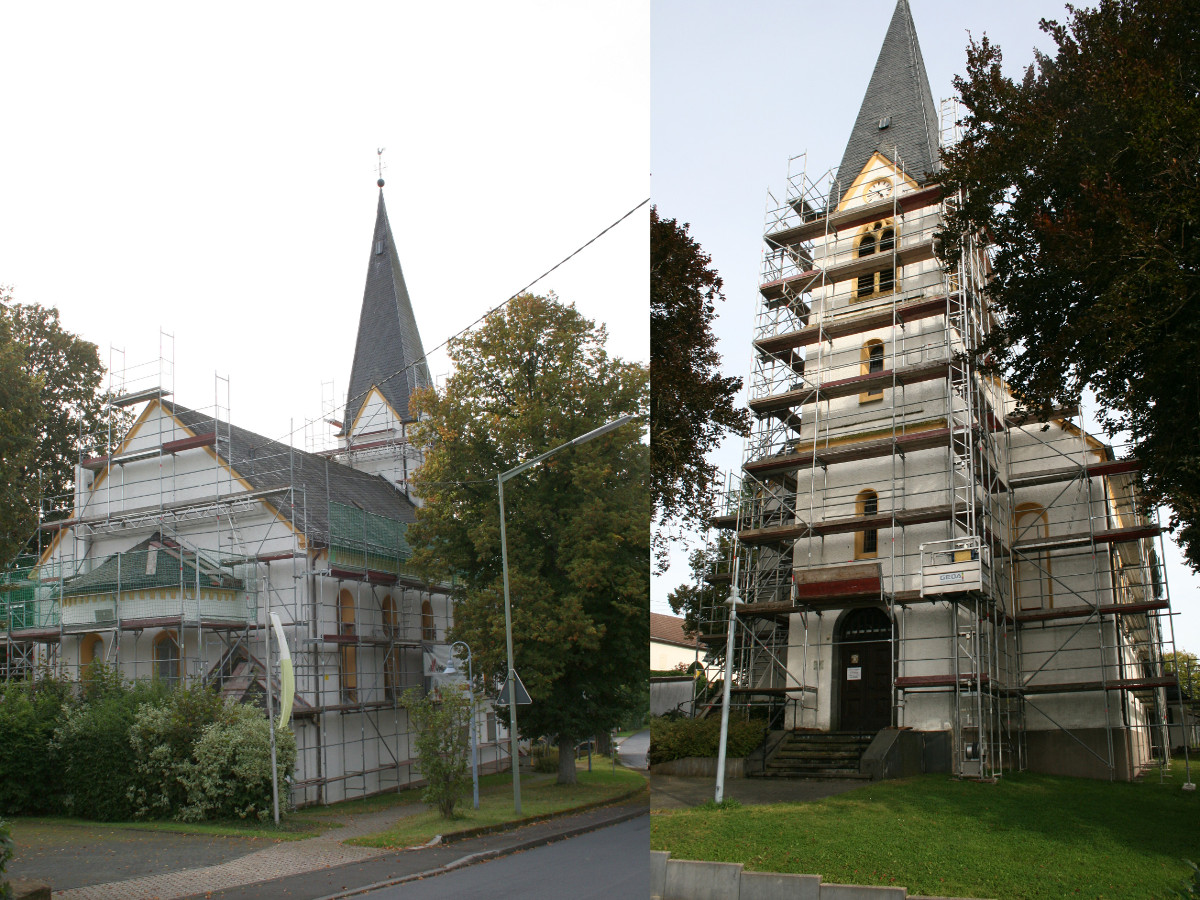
[376,147,387,187]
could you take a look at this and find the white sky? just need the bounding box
[651,0,1200,653]
[0,1,649,453]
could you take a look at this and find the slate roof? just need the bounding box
[343,190,433,430]
[830,0,941,207]
[63,533,244,596]
[165,402,417,546]
[650,612,703,649]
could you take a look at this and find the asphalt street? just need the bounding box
[356,814,649,899]
[617,727,649,769]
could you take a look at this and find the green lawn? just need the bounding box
[651,759,1200,900]
[349,765,646,850]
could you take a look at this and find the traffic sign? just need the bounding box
[494,669,532,706]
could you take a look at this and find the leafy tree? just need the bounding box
[936,0,1200,568]
[408,293,648,785]
[401,685,472,819]
[667,531,736,639]
[0,290,118,564]
[0,304,40,568]
[650,208,749,571]
[1166,651,1199,698]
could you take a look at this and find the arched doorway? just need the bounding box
[836,606,892,733]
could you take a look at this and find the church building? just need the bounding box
[0,182,504,806]
[705,0,1179,781]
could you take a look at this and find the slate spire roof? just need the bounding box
[343,188,433,431]
[831,0,941,206]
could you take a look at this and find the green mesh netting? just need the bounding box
[328,502,413,575]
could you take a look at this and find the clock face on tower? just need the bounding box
[865,179,893,203]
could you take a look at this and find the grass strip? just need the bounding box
[348,766,646,850]
[9,815,319,842]
[650,759,1200,900]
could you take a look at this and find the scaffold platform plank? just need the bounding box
[896,672,991,688]
[755,296,948,357]
[743,426,950,479]
[1016,598,1170,624]
[1021,677,1175,695]
[1012,523,1161,554]
[758,241,937,304]
[110,387,171,407]
[82,431,217,471]
[749,360,950,416]
[710,512,739,530]
[1009,457,1142,490]
[765,185,943,246]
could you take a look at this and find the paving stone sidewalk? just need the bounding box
[52,802,426,900]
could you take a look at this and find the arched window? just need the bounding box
[855,222,897,299]
[878,229,895,291]
[153,631,180,687]
[339,589,357,702]
[860,340,885,403]
[381,594,396,637]
[381,594,399,701]
[422,598,436,642]
[80,633,103,670]
[856,230,876,298]
[1013,503,1052,610]
[856,489,880,559]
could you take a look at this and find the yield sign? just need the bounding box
[494,669,532,706]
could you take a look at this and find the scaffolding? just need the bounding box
[699,104,1181,781]
[0,345,504,807]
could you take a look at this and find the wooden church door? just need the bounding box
[837,606,892,733]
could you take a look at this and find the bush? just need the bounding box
[179,703,296,822]
[129,683,226,819]
[401,686,471,819]
[0,675,72,814]
[0,818,13,900]
[532,746,559,774]
[648,715,766,766]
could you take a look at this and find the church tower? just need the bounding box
[339,181,433,501]
[705,0,1175,782]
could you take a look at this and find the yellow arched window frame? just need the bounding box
[1013,502,1053,610]
[855,489,880,559]
[853,222,897,302]
[421,598,436,642]
[80,633,103,669]
[859,339,885,403]
[339,588,358,702]
[381,594,400,700]
[152,630,180,686]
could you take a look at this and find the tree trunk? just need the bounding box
[595,732,612,756]
[557,735,578,784]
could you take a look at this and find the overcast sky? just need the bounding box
[651,0,1200,653]
[0,1,649,456]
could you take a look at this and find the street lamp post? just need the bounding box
[715,554,741,805]
[499,413,636,815]
[445,640,479,810]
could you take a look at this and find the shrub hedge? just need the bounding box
[648,715,766,765]
[0,665,295,823]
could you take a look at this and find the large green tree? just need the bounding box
[0,291,112,565]
[650,207,749,571]
[408,293,648,785]
[937,0,1200,568]
[0,309,40,567]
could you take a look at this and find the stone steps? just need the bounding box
[755,731,875,780]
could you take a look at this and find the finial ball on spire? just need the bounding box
[377,178,385,188]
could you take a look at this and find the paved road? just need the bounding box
[617,728,649,769]
[356,815,649,899]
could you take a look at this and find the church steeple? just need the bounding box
[831,0,940,206]
[343,185,433,435]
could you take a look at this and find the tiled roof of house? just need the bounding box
[166,401,416,545]
[651,611,702,649]
[830,0,940,207]
[343,190,433,430]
